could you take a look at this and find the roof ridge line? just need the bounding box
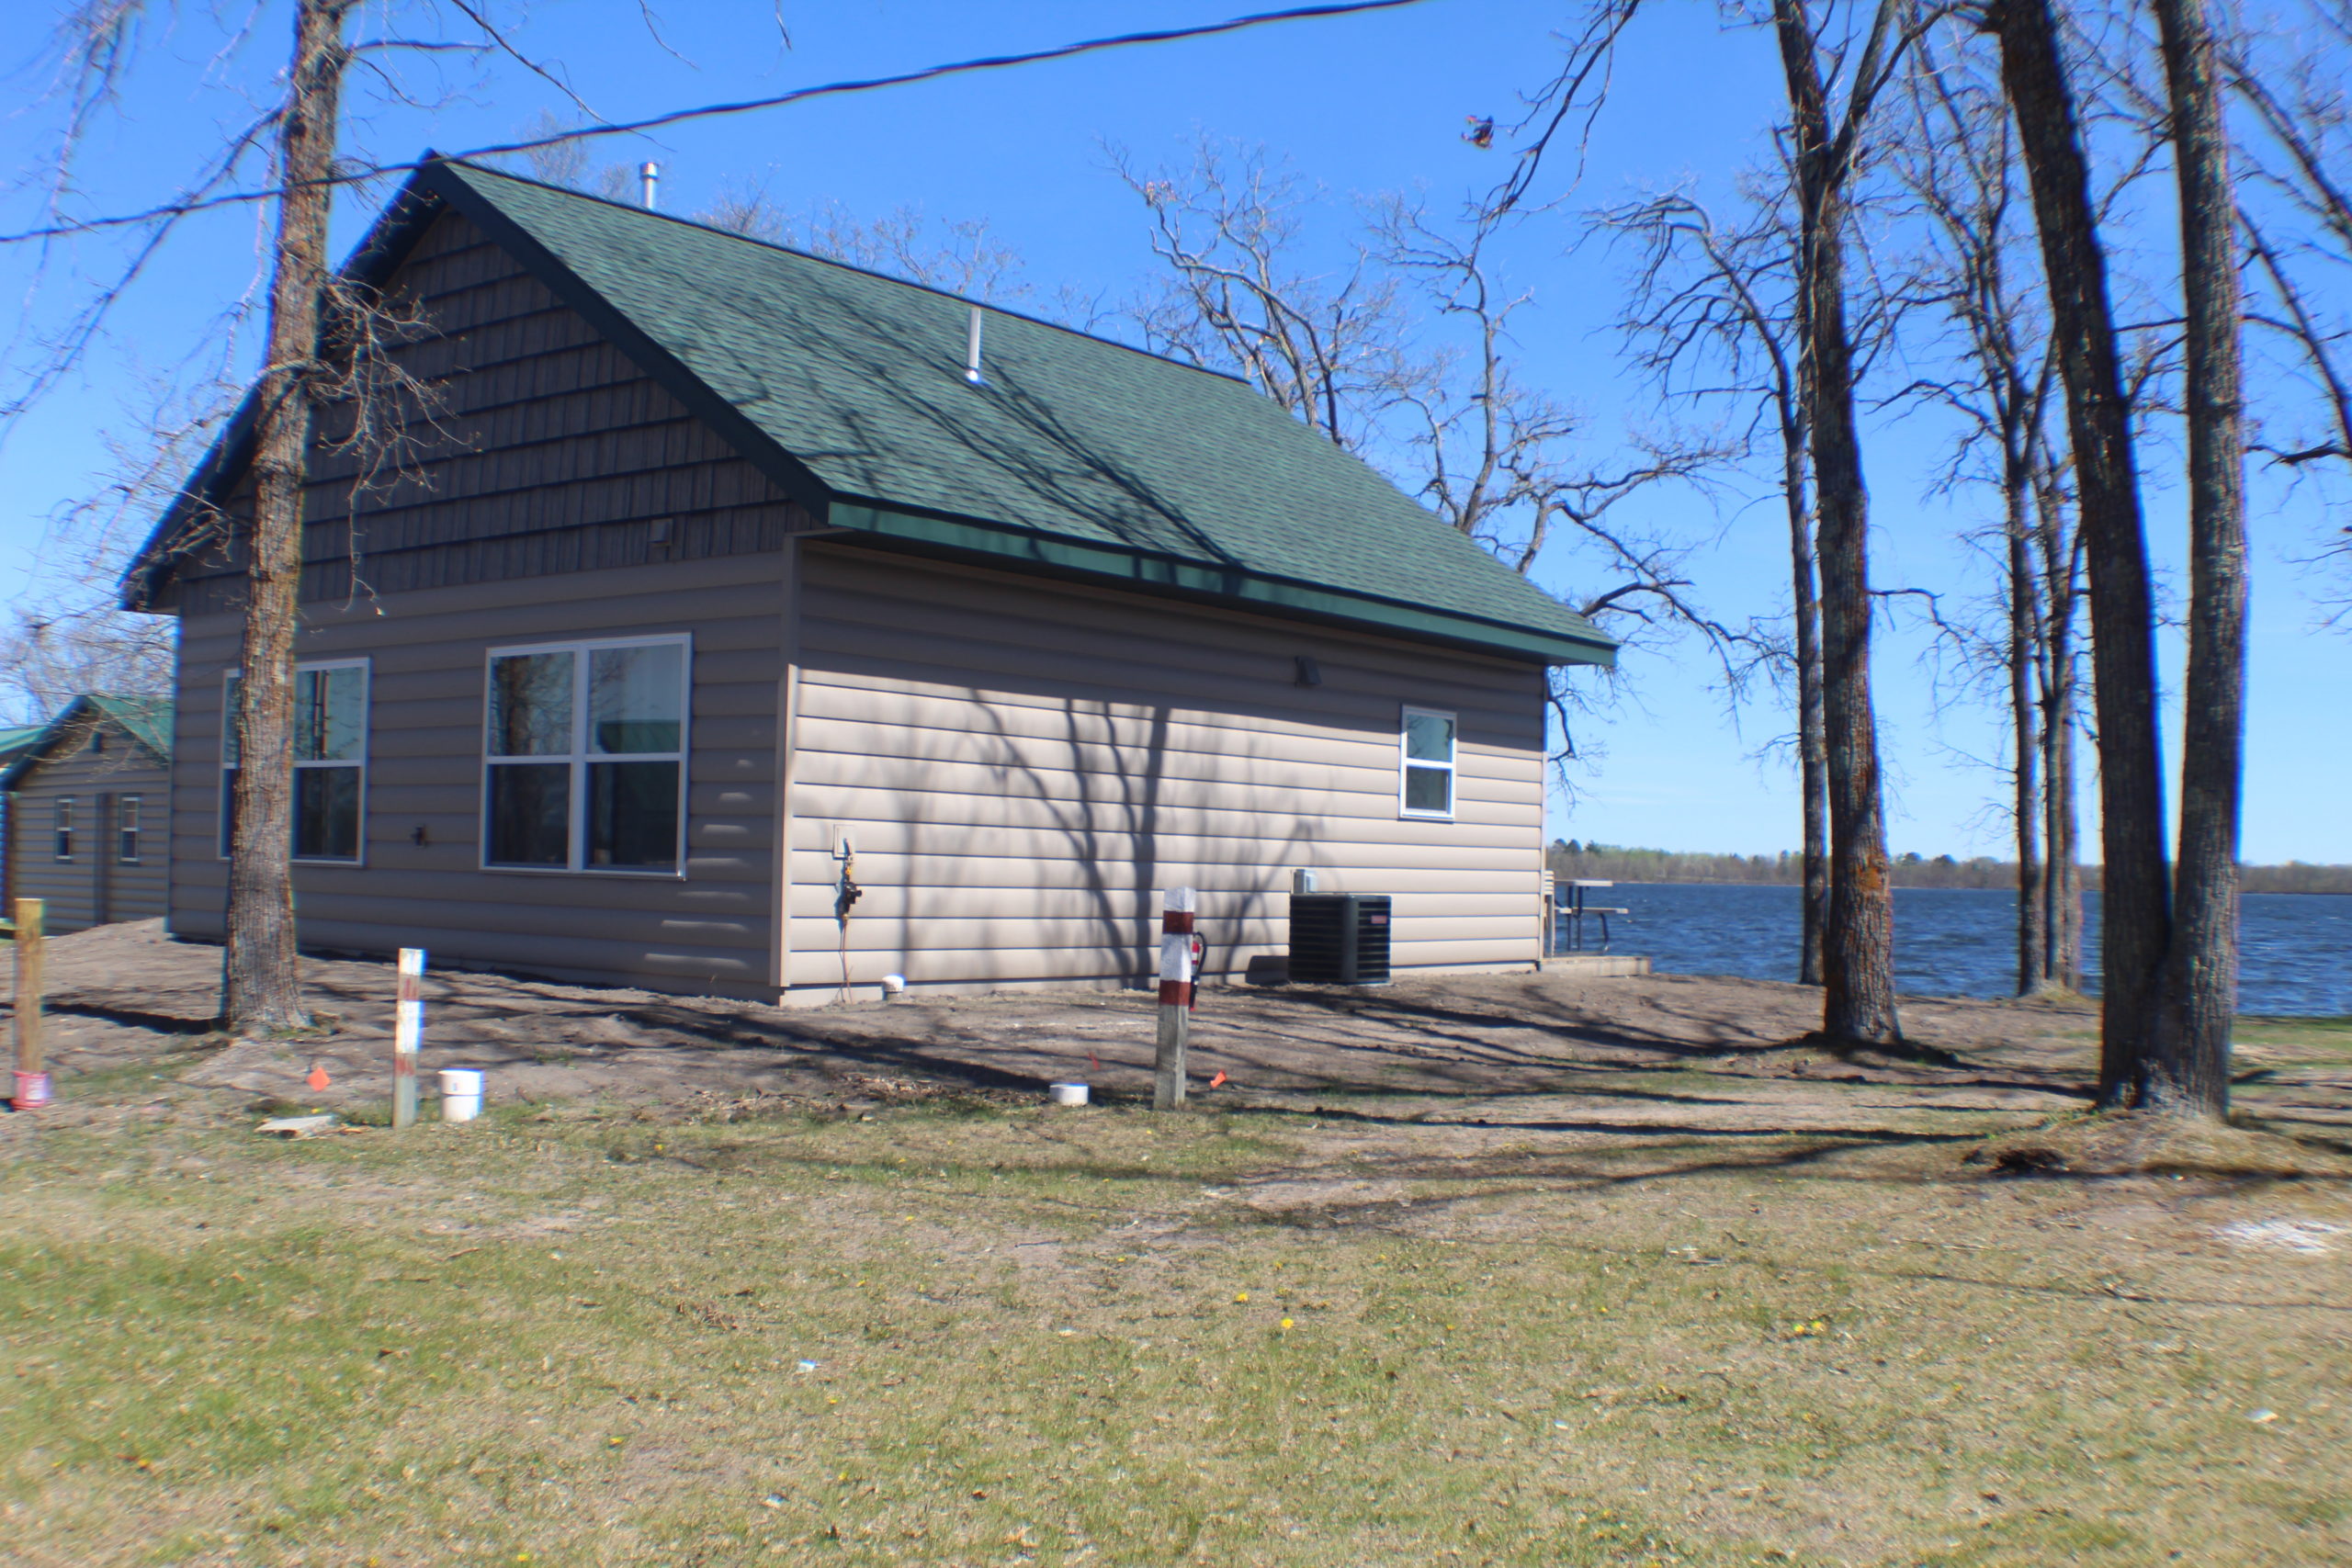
[435,157,1253,388]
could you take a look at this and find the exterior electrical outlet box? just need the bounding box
[1287,893,1392,985]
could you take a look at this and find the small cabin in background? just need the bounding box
[1,695,174,932]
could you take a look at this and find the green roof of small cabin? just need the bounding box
[0,694,173,789]
[135,159,1615,668]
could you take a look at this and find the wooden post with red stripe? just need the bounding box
[392,947,425,1130]
[1152,887,1195,1111]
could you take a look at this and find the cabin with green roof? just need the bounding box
[126,159,1613,1002]
[1,694,173,931]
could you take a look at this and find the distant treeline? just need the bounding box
[1547,842,2352,895]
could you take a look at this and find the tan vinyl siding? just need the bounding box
[9,726,172,932]
[167,531,787,998]
[786,545,1548,1000]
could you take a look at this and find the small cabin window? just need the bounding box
[119,796,141,863]
[221,660,370,862]
[53,797,74,862]
[1398,706,1457,820]
[483,635,689,874]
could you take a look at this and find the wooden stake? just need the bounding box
[1152,888,1195,1111]
[392,947,424,1130]
[12,898,45,1109]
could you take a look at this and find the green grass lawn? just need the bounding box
[4,1066,2349,1567]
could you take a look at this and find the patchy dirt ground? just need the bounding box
[8,920,2348,1161]
[14,911,2352,1161]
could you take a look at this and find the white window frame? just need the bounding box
[118,795,141,864]
[479,633,692,877]
[220,658,372,865]
[53,796,74,862]
[1398,705,1458,821]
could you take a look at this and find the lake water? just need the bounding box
[1555,884,2352,1017]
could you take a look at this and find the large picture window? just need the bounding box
[482,636,688,874]
[1398,705,1457,819]
[220,660,369,863]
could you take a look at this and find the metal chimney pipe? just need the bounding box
[965,305,985,384]
[639,162,660,211]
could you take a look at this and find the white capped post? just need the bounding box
[392,947,426,1129]
[1153,888,1195,1111]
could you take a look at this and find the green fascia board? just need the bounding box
[828,502,1615,667]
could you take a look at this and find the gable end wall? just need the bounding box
[164,210,789,995]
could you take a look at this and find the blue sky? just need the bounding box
[5,0,2347,863]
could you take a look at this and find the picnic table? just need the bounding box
[1555,879,1629,953]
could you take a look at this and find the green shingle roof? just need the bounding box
[0,694,173,788]
[88,694,174,759]
[427,163,1611,667]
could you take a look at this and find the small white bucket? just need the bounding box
[439,1068,484,1122]
[1047,1082,1090,1107]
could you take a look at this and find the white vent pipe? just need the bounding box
[639,162,660,211]
[966,305,985,384]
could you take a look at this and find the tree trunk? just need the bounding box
[1775,0,1900,1043]
[1782,402,1829,987]
[1987,0,2170,1099]
[222,0,354,1033]
[2007,466,2047,996]
[2036,467,2085,993]
[2148,0,2247,1116]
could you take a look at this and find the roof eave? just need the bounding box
[824,501,1616,668]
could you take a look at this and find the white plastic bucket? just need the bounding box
[1048,1082,1090,1107]
[439,1068,484,1122]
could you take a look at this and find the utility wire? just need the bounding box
[1,0,1442,246]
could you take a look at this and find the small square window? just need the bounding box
[1399,706,1456,819]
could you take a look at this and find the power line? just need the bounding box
[1,0,1442,246]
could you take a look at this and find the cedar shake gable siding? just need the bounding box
[131,168,1607,999]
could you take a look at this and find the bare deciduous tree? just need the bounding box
[1893,32,2087,998]
[1112,138,1412,451]
[1984,0,2249,1115]
[1116,138,1744,780]
[2146,0,2250,1114]
[1984,0,2173,1099]
[214,0,360,1033]
[1596,183,1831,986]
[1772,0,1915,1046]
